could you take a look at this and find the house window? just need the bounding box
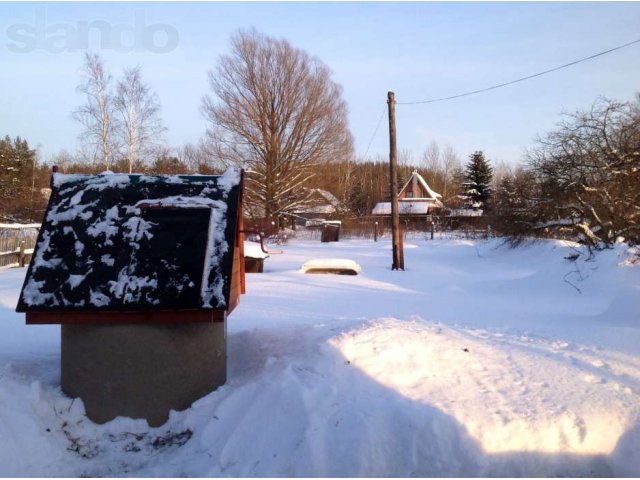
[406,191,413,198]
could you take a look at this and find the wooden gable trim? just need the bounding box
[398,171,441,201]
[227,171,245,314]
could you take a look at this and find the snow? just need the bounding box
[22,169,241,311]
[216,168,241,195]
[300,258,362,274]
[0,223,40,229]
[299,204,336,214]
[400,170,443,199]
[295,189,341,215]
[372,201,437,215]
[201,207,229,309]
[134,196,224,209]
[244,241,268,259]
[1,237,640,476]
[450,208,484,217]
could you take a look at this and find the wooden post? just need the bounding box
[51,165,59,189]
[388,92,404,270]
[19,241,25,267]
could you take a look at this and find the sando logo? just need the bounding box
[6,9,179,54]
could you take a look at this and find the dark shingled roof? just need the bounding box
[16,169,242,313]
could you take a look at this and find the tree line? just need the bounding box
[2,28,639,249]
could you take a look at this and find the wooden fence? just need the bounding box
[289,216,494,242]
[0,224,39,268]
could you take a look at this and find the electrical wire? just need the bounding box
[362,104,388,159]
[396,38,640,105]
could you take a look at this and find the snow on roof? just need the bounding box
[17,169,242,313]
[372,201,436,215]
[244,241,269,259]
[300,258,361,275]
[0,223,40,229]
[305,218,325,227]
[450,208,484,217]
[299,205,336,215]
[400,171,442,200]
[313,189,340,206]
[295,189,341,214]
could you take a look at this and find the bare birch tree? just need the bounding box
[73,53,117,170]
[419,141,461,201]
[421,141,440,172]
[441,144,462,201]
[202,29,353,227]
[114,66,166,173]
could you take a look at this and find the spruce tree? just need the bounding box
[0,136,37,221]
[463,151,493,211]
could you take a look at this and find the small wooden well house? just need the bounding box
[16,169,245,426]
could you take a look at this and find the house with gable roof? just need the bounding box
[289,188,345,227]
[372,170,443,218]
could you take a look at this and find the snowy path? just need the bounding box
[1,238,639,476]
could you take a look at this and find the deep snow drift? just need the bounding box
[1,237,639,477]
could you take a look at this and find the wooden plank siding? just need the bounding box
[227,173,245,314]
[26,309,226,325]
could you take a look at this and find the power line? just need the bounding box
[362,104,387,159]
[397,38,640,106]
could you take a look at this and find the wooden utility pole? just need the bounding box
[388,91,404,270]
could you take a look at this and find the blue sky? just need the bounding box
[1,1,639,166]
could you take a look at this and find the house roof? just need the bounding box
[295,189,342,215]
[400,171,442,200]
[16,169,242,313]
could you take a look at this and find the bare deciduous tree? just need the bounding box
[179,141,224,174]
[73,53,117,170]
[421,141,440,172]
[202,29,353,226]
[441,144,462,201]
[523,96,640,246]
[419,141,462,201]
[114,66,166,173]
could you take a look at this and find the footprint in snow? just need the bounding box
[582,374,606,384]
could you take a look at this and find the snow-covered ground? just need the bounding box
[1,238,639,477]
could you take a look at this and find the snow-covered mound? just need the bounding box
[1,238,639,476]
[300,258,362,275]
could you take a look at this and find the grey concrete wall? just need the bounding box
[61,321,226,427]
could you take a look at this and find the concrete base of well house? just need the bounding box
[61,321,226,427]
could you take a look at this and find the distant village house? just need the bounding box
[293,188,344,227]
[372,171,443,220]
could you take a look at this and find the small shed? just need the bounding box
[244,240,269,273]
[321,220,341,243]
[16,168,245,426]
